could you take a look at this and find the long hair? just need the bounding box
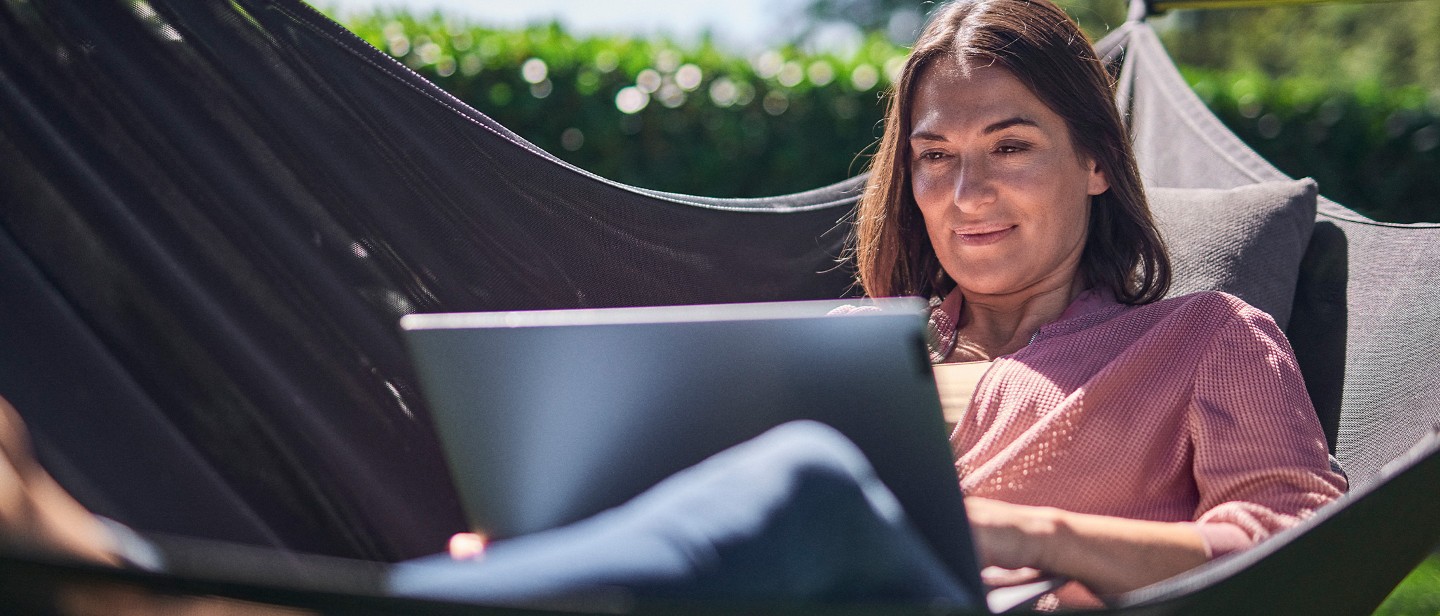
[852,0,1170,304]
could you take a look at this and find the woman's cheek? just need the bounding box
[911,168,939,207]
[913,188,948,231]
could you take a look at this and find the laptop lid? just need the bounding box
[400,298,982,599]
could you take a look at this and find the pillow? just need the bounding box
[1148,178,1318,329]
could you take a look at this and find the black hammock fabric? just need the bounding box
[2,2,1439,607]
[0,0,857,562]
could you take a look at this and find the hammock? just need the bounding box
[0,0,1436,613]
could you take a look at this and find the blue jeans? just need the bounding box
[388,421,975,609]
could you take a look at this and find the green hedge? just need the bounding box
[339,11,897,199]
[1189,69,1440,224]
[335,10,1439,223]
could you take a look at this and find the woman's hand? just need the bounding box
[0,395,120,566]
[448,532,487,560]
[965,496,1211,597]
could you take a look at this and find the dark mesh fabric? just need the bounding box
[1099,22,1440,615]
[1,1,1438,614]
[0,0,855,561]
[1103,23,1440,488]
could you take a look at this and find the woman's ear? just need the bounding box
[1086,159,1110,196]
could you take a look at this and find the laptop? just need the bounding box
[401,298,1050,611]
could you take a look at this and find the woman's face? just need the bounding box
[909,58,1108,300]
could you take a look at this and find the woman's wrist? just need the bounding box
[1025,505,1067,574]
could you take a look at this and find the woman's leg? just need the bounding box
[388,420,974,608]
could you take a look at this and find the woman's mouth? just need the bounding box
[952,225,1016,246]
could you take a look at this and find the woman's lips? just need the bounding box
[952,224,1016,246]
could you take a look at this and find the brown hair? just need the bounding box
[851,0,1170,304]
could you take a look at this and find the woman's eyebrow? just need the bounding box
[909,117,1040,142]
[983,117,1039,134]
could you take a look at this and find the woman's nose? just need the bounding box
[950,160,994,213]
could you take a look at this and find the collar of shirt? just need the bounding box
[928,287,1123,362]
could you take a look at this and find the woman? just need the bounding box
[852,0,1345,602]
[0,0,1343,609]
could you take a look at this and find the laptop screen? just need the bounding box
[401,298,982,600]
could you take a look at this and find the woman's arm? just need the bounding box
[965,496,1208,596]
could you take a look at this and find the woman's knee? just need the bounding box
[747,421,905,525]
[613,420,896,539]
[730,420,876,481]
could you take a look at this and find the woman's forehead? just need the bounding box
[910,60,1055,137]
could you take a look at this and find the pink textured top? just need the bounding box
[933,288,1347,558]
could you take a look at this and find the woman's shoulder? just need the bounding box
[1142,290,1278,328]
[1042,289,1268,341]
[1049,290,1285,350]
[1111,291,1292,360]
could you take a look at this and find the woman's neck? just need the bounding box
[950,276,1086,361]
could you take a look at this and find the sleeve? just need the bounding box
[1186,298,1348,558]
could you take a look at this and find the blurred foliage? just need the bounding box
[1152,1,1440,223]
[803,0,925,35]
[335,9,899,198]
[1373,552,1440,616]
[329,5,1438,223]
[799,0,1130,47]
[1190,67,1440,224]
[1158,2,1440,93]
[799,0,929,45]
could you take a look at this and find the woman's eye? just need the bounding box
[919,151,947,161]
[994,141,1030,155]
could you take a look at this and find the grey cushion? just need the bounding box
[1149,178,1318,329]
